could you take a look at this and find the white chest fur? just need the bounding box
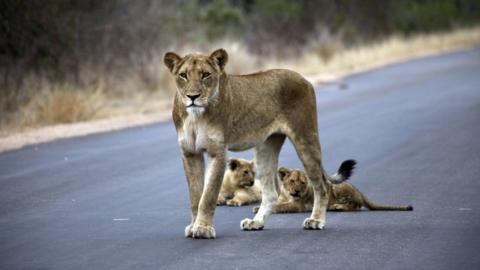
[178,114,223,154]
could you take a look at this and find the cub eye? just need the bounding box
[179,73,187,80]
[201,72,211,79]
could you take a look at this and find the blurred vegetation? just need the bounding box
[2,0,479,73]
[0,0,479,130]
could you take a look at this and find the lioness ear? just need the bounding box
[164,52,182,73]
[278,167,290,181]
[228,158,240,171]
[210,48,228,70]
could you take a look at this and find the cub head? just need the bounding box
[227,158,255,188]
[163,48,228,115]
[278,167,309,199]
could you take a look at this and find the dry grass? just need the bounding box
[285,26,480,78]
[1,26,480,138]
[22,87,104,126]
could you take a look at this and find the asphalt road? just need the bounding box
[1,48,480,270]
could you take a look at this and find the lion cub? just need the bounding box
[217,158,261,206]
[256,160,413,213]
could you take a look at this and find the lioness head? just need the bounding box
[278,167,309,199]
[163,49,228,115]
[227,158,255,188]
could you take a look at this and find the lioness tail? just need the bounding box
[329,159,357,184]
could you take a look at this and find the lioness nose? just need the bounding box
[187,94,200,101]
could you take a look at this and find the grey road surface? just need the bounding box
[1,49,480,270]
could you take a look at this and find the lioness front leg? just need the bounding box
[181,152,205,238]
[191,146,226,239]
[241,134,285,231]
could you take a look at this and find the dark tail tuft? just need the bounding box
[406,205,414,211]
[338,159,357,180]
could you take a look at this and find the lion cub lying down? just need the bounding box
[217,158,261,206]
[255,160,413,213]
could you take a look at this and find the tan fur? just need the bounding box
[217,158,261,206]
[164,48,340,239]
[262,167,413,213]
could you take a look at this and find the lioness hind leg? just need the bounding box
[290,133,329,230]
[241,134,285,231]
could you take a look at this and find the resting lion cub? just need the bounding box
[164,48,353,239]
[260,161,413,213]
[217,158,261,206]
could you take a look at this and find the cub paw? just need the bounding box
[329,204,346,211]
[252,206,260,213]
[184,224,194,238]
[216,196,227,205]
[226,199,243,206]
[240,218,264,231]
[191,224,216,239]
[303,218,325,230]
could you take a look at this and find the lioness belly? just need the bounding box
[227,133,275,151]
[227,124,281,151]
[228,140,261,152]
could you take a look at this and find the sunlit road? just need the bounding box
[1,49,479,270]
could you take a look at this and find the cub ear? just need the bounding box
[278,167,290,181]
[164,52,182,73]
[228,158,240,171]
[210,48,228,70]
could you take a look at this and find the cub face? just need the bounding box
[163,49,228,115]
[228,158,255,188]
[278,167,309,199]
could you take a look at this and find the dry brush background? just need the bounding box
[1,0,480,136]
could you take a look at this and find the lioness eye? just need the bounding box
[179,73,187,79]
[202,72,211,79]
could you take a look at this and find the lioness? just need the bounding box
[164,48,351,239]
[263,162,413,213]
[217,158,261,206]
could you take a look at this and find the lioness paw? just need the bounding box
[184,224,194,238]
[226,199,243,206]
[303,218,325,230]
[240,218,264,231]
[192,224,216,239]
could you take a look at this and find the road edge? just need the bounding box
[0,46,477,153]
